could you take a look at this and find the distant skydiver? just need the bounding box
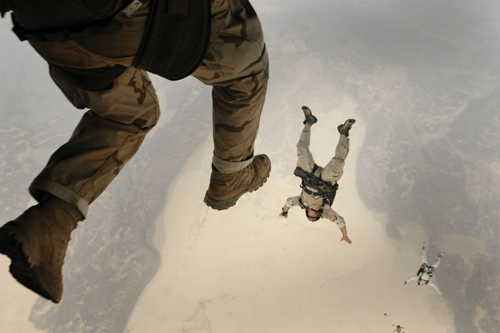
[393,325,405,333]
[404,242,444,294]
[279,106,354,244]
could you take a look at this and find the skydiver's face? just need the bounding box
[307,210,318,217]
[307,210,318,221]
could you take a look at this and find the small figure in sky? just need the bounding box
[279,106,354,244]
[404,242,444,294]
[393,324,405,333]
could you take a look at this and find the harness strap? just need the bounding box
[300,178,338,205]
[12,0,143,43]
[294,165,338,206]
[168,0,189,18]
[50,63,128,91]
[301,184,322,197]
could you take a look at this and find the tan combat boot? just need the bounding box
[204,154,271,210]
[302,106,318,125]
[337,119,356,136]
[0,196,82,303]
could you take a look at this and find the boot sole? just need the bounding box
[0,222,60,303]
[204,164,271,211]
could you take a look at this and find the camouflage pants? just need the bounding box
[29,0,269,218]
[296,123,349,183]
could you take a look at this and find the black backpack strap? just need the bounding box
[295,165,338,204]
[426,266,434,278]
[11,0,143,43]
[132,0,211,81]
[324,182,338,205]
[50,63,128,91]
[298,197,307,210]
[416,263,429,277]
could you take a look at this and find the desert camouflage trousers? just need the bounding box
[296,123,350,184]
[28,0,269,218]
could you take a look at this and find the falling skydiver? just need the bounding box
[404,242,444,294]
[393,325,405,333]
[279,106,354,244]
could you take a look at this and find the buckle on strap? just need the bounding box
[115,0,144,23]
[168,0,189,19]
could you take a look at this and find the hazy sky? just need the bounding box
[1,1,500,333]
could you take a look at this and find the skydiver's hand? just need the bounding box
[339,226,351,244]
[341,235,352,244]
[280,207,289,218]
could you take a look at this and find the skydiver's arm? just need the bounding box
[280,196,300,218]
[322,206,351,244]
[322,205,346,228]
[427,282,442,295]
[404,276,419,285]
[280,205,289,218]
[286,196,301,207]
[339,225,352,244]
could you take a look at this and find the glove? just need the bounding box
[280,207,288,218]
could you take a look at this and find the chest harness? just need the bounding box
[416,263,435,284]
[294,164,338,220]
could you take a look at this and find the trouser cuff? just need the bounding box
[29,177,89,219]
[212,153,254,173]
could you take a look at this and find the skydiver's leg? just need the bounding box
[431,253,444,268]
[427,282,442,295]
[0,1,157,304]
[194,0,271,209]
[296,106,317,172]
[31,66,159,218]
[296,123,316,173]
[321,133,349,183]
[194,0,269,164]
[421,244,428,264]
[321,119,354,183]
[0,66,159,303]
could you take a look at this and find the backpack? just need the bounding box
[7,0,210,88]
[416,263,434,283]
[0,0,14,18]
[294,165,339,207]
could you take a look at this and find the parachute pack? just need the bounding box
[294,165,338,206]
[416,263,435,283]
[7,0,210,89]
